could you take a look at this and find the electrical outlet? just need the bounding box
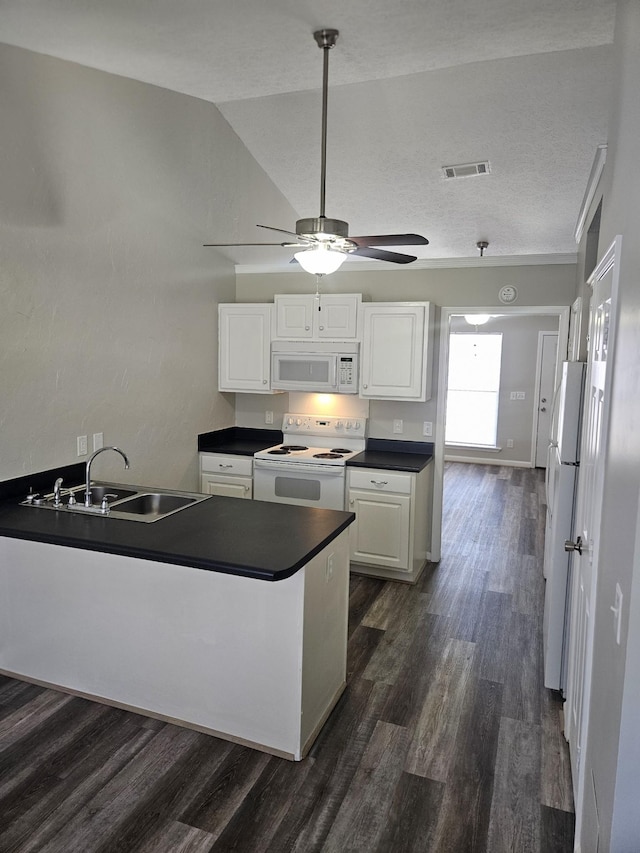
[393,419,403,434]
[507,439,514,448]
[423,421,433,437]
[93,432,104,451]
[76,435,88,456]
[265,410,274,425]
[326,553,334,581]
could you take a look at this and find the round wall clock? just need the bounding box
[499,285,518,304]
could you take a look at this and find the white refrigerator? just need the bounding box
[542,361,586,693]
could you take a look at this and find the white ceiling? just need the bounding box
[1,0,616,268]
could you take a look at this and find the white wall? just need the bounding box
[235,264,575,442]
[578,2,640,849]
[0,44,297,489]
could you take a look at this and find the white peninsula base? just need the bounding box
[0,531,350,760]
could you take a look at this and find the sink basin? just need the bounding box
[87,485,137,503]
[114,493,199,518]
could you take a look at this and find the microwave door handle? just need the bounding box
[329,358,338,389]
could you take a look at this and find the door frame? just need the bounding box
[431,305,570,562]
[531,331,559,468]
[568,236,621,851]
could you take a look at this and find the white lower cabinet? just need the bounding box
[347,464,432,582]
[200,453,253,499]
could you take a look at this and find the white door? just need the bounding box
[564,237,620,848]
[534,332,558,467]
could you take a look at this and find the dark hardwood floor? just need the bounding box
[0,463,574,852]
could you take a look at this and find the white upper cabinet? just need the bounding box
[273,294,361,340]
[360,302,433,401]
[218,304,273,393]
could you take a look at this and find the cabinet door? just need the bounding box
[274,296,314,339]
[201,474,252,499]
[348,489,411,570]
[316,294,360,339]
[360,304,426,400]
[274,293,361,340]
[219,304,271,392]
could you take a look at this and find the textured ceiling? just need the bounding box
[1,0,616,266]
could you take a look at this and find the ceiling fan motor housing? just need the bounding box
[296,217,349,240]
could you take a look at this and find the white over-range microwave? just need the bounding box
[271,342,359,394]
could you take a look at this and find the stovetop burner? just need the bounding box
[286,445,308,452]
[314,452,343,459]
[267,448,290,455]
[331,448,352,454]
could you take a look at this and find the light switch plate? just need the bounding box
[423,421,433,437]
[393,419,403,434]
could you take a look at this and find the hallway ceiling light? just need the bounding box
[464,314,492,325]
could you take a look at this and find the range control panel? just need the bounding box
[282,413,367,439]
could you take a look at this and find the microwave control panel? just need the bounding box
[338,355,358,390]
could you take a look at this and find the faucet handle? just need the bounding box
[100,494,118,512]
[53,477,64,506]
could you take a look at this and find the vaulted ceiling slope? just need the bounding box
[1,0,616,264]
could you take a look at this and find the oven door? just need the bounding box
[253,459,345,510]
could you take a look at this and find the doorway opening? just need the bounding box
[430,305,570,563]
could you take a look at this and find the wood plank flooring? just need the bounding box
[0,463,574,852]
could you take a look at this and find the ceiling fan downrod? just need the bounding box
[295,29,349,243]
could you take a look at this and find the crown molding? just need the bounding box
[235,253,577,275]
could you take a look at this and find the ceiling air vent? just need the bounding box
[442,161,491,179]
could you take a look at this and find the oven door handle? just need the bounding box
[253,459,345,476]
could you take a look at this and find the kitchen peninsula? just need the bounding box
[0,465,354,760]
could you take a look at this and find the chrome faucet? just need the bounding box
[53,477,64,507]
[85,446,130,507]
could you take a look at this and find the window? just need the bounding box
[446,333,503,447]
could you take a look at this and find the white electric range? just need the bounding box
[253,414,367,510]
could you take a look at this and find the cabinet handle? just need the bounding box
[218,464,233,469]
[262,379,267,384]
[370,479,388,486]
[319,325,324,330]
[363,383,368,389]
[305,325,310,331]
[244,485,250,492]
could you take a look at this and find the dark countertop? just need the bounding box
[0,465,353,582]
[198,427,282,456]
[348,439,434,473]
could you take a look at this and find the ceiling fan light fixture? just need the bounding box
[464,314,492,326]
[294,245,347,275]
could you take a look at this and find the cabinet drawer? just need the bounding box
[200,453,253,476]
[348,469,412,494]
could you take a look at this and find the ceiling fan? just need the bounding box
[204,29,429,275]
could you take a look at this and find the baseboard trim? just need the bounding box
[0,667,297,761]
[445,454,533,468]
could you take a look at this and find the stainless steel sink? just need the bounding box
[20,482,209,522]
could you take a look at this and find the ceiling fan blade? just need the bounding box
[352,247,418,264]
[203,242,291,247]
[349,233,429,248]
[256,224,308,240]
